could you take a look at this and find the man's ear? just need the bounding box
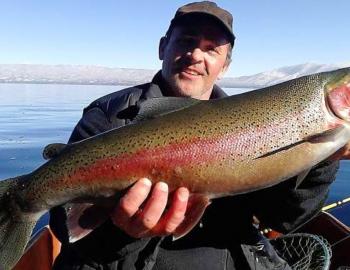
[159,36,167,60]
[217,62,230,80]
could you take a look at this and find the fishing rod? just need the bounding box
[260,196,350,236]
[320,196,350,248]
[322,196,350,212]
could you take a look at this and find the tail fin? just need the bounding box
[0,177,39,270]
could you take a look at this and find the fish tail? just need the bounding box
[0,176,38,270]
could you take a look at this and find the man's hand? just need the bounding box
[110,178,189,238]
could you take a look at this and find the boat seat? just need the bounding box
[13,226,61,270]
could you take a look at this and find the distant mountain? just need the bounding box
[221,62,349,88]
[0,63,348,88]
[0,64,156,86]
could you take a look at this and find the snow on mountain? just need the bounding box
[0,63,349,88]
[220,62,349,88]
[0,64,157,86]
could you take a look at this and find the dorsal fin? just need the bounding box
[42,143,67,160]
[173,194,211,240]
[134,97,201,121]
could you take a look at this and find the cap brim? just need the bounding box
[171,12,235,44]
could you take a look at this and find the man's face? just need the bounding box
[159,18,231,100]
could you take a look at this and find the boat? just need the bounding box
[13,200,350,270]
[13,226,61,270]
[264,199,350,270]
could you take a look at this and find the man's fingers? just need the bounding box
[130,182,169,233]
[111,178,152,228]
[159,187,189,234]
[111,180,190,239]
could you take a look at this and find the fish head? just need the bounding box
[324,67,350,122]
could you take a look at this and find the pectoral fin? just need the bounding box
[305,125,345,143]
[254,141,305,159]
[255,126,346,160]
[172,194,211,240]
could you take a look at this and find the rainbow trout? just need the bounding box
[1,68,350,269]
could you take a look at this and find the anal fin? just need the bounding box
[295,168,311,189]
[67,203,113,243]
[172,194,211,240]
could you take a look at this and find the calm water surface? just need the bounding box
[0,83,349,231]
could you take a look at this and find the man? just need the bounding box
[51,2,340,269]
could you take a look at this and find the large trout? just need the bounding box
[1,68,350,269]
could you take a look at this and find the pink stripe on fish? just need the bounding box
[65,114,320,185]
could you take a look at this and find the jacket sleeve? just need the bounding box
[251,160,339,233]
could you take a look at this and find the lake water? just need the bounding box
[0,83,349,233]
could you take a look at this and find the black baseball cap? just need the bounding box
[168,1,235,44]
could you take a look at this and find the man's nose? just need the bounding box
[187,47,204,63]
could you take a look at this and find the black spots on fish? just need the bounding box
[47,164,62,175]
[78,159,91,167]
[196,129,206,137]
[235,152,245,162]
[197,120,210,129]
[191,125,199,133]
[111,143,128,154]
[180,134,190,141]
[221,123,231,131]
[188,164,195,171]
[4,190,13,200]
[141,142,150,148]
[125,140,136,149]
[130,142,138,148]
[111,164,119,171]
[226,113,239,123]
[72,158,82,166]
[72,157,86,166]
[155,132,168,143]
[53,183,68,195]
[236,125,246,132]
[202,163,212,171]
[213,126,220,132]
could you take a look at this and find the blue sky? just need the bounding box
[1,0,349,77]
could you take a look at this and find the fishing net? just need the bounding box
[270,233,332,270]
